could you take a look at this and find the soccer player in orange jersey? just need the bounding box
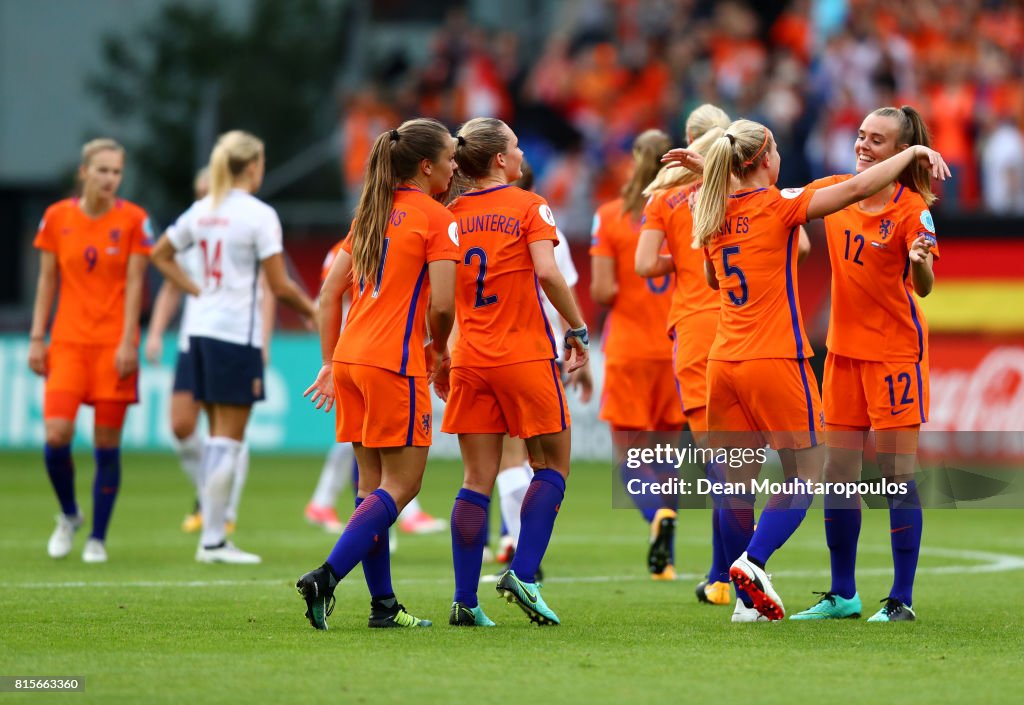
[29,138,153,563]
[441,117,589,627]
[297,118,459,630]
[791,106,941,623]
[636,105,733,599]
[590,129,685,581]
[303,237,448,538]
[494,162,592,571]
[669,118,949,621]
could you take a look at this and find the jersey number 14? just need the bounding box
[199,239,223,289]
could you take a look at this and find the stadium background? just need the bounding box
[1,0,1021,456]
[2,3,1023,703]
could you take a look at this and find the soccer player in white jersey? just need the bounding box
[151,130,317,564]
[146,167,275,536]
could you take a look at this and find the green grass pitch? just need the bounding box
[1,451,1022,704]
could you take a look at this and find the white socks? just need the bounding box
[226,442,249,523]
[497,461,534,546]
[311,442,354,508]
[174,432,203,491]
[199,437,242,548]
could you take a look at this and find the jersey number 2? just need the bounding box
[464,247,498,308]
[199,239,223,289]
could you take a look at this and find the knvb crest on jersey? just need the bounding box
[109,229,121,244]
[421,413,431,435]
[878,218,893,240]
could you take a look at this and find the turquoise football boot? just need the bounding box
[790,592,862,620]
[495,569,560,625]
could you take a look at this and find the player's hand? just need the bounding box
[909,235,935,264]
[27,339,48,376]
[912,145,952,180]
[563,325,590,374]
[429,349,451,401]
[115,342,139,379]
[144,335,163,365]
[567,360,593,403]
[661,148,705,172]
[304,363,335,412]
[304,308,320,333]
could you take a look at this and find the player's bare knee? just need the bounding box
[171,418,196,441]
[94,426,122,449]
[45,422,74,447]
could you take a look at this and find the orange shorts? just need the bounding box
[442,359,570,438]
[825,423,920,454]
[44,342,138,421]
[685,406,708,437]
[706,358,824,450]
[600,358,684,431]
[823,352,929,431]
[333,362,431,448]
[671,310,717,413]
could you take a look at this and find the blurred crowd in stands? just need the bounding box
[340,0,1024,238]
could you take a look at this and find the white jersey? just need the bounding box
[541,228,579,343]
[166,189,283,347]
[176,246,201,353]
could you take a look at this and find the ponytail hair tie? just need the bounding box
[390,129,400,142]
[457,135,466,147]
[726,133,736,145]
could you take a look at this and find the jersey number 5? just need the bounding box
[464,247,498,308]
[199,239,223,289]
[722,246,748,306]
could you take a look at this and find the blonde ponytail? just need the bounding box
[691,120,773,248]
[620,129,671,217]
[643,127,726,197]
[208,130,264,209]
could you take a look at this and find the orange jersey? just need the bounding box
[333,187,459,376]
[448,185,560,368]
[704,187,815,361]
[643,185,719,333]
[33,198,153,345]
[590,198,675,362]
[810,176,940,363]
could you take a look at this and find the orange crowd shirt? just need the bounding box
[448,185,560,368]
[334,187,459,377]
[642,185,719,334]
[703,186,815,362]
[810,175,940,363]
[591,198,675,361]
[33,198,153,345]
